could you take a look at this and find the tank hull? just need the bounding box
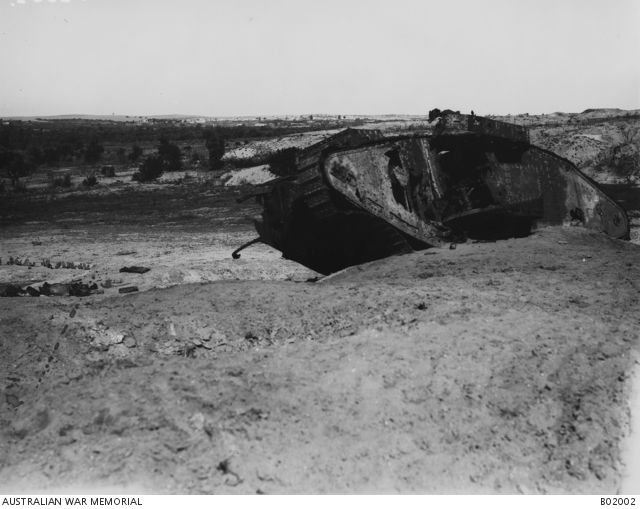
[249,115,629,274]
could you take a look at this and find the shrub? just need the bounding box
[203,128,225,170]
[82,174,98,187]
[101,165,115,177]
[4,151,37,189]
[84,138,104,164]
[128,144,143,162]
[52,173,72,188]
[268,147,298,177]
[13,180,28,193]
[133,154,164,182]
[158,138,182,171]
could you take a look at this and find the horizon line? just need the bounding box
[3,107,640,120]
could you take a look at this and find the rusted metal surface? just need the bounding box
[244,113,629,274]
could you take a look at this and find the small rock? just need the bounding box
[449,243,457,250]
[189,412,205,431]
[210,331,226,343]
[118,286,139,294]
[123,335,137,348]
[5,393,23,408]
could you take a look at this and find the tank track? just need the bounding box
[294,163,412,258]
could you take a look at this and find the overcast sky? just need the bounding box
[0,0,638,117]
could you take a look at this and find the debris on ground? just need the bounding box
[119,266,150,274]
[0,283,23,297]
[25,286,40,297]
[0,281,102,298]
[118,286,139,294]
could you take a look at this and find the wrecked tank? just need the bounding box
[234,112,629,275]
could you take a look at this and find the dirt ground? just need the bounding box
[1,181,640,494]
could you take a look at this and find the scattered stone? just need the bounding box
[118,286,139,294]
[5,393,23,408]
[119,266,150,274]
[101,279,112,288]
[116,250,137,256]
[90,329,125,348]
[449,243,457,250]
[123,335,137,348]
[210,331,227,343]
[33,409,51,433]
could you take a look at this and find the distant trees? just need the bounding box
[203,127,225,170]
[128,144,143,163]
[157,138,182,171]
[115,147,127,164]
[84,138,104,164]
[2,151,37,189]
